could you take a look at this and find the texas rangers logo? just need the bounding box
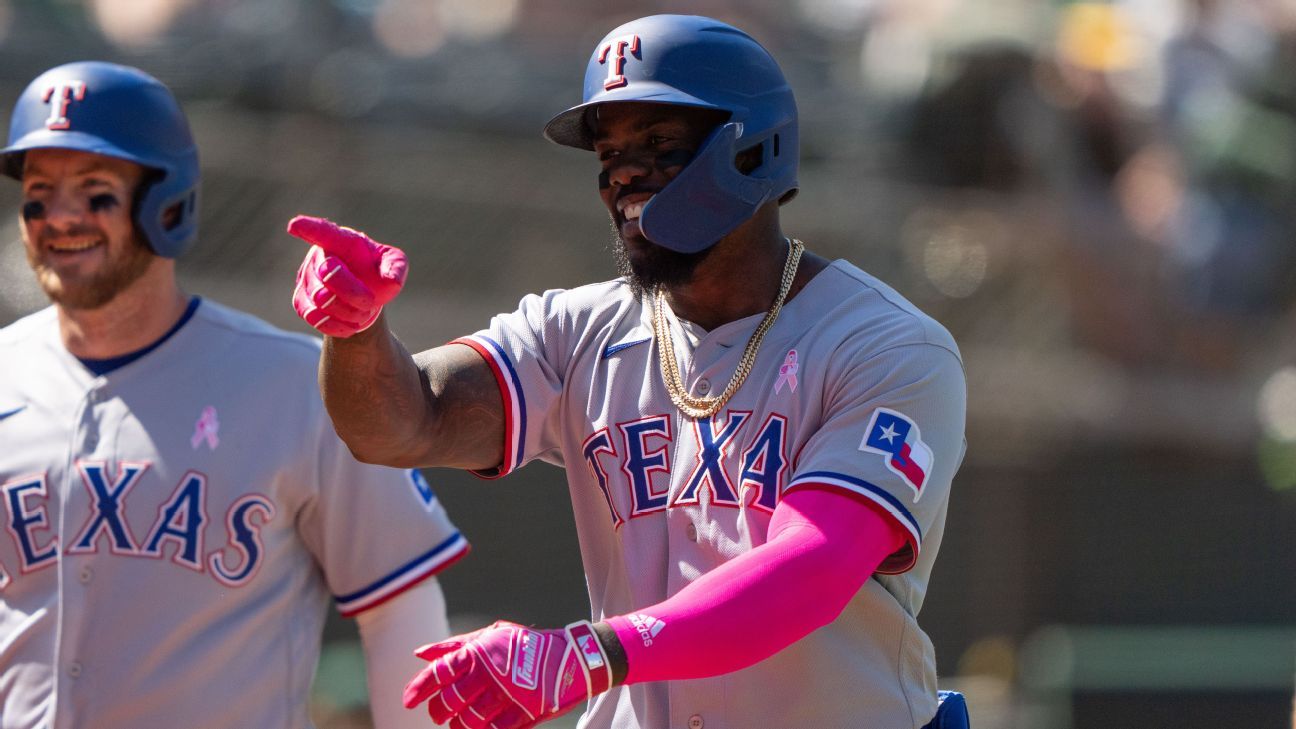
[860,408,932,501]
[598,34,641,90]
[43,81,87,130]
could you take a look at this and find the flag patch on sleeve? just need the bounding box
[860,408,933,501]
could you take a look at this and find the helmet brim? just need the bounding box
[0,129,162,180]
[543,81,723,150]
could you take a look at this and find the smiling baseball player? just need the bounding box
[0,62,469,729]
[288,14,969,729]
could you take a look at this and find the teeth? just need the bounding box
[50,240,99,252]
[620,199,648,221]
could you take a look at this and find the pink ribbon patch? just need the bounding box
[774,349,799,394]
[191,406,220,450]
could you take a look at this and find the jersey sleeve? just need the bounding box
[451,289,572,478]
[785,342,966,574]
[299,414,470,617]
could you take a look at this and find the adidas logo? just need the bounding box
[628,613,665,647]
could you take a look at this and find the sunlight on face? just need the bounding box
[20,148,154,310]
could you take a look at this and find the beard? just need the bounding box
[28,228,155,311]
[611,223,715,299]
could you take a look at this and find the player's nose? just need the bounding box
[35,190,90,227]
[604,156,652,189]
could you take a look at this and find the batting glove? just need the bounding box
[403,620,613,729]
[287,215,408,337]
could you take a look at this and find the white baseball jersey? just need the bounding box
[0,299,468,729]
[455,259,966,729]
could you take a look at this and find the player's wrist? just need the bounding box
[590,620,629,687]
[564,620,615,699]
[325,309,388,344]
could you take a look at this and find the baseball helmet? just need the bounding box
[544,14,798,254]
[1,61,200,258]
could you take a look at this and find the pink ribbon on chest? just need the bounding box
[774,349,799,394]
[191,406,220,450]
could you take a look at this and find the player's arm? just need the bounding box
[600,486,907,681]
[401,487,906,726]
[288,215,504,470]
[320,323,504,469]
[355,578,452,729]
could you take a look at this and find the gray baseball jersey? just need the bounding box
[454,259,966,729]
[0,299,468,729]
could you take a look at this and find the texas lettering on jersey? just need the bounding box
[1,462,273,588]
[581,410,789,526]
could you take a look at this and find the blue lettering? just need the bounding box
[3,477,58,570]
[675,412,750,506]
[69,462,147,554]
[143,472,207,571]
[582,429,624,527]
[739,415,788,512]
[209,495,275,586]
[619,416,672,516]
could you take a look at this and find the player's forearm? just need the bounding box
[357,579,451,729]
[604,488,906,683]
[318,315,434,467]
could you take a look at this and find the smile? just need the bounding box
[47,238,102,253]
[617,194,654,222]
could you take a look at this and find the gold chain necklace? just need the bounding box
[653,238,804,420]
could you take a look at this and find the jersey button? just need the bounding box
[79,566,93,584]
[67,662,82,678]
[696,379,711,395]
[688,715,704,729]
[685,524,697,542]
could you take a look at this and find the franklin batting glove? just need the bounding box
[287,215,408,337]
[403,620,613,729]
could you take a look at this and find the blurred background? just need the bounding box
[2,0,1296,727]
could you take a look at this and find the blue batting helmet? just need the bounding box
[544,14,798,254]
[1,61,200,258]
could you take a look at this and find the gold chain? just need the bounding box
[653,238,804,419]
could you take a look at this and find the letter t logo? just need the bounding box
[42,81,87,130]
[598,35,641,90]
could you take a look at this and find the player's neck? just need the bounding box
[56,262,189,360]
[662,210,828,332]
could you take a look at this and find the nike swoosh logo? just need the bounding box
[0,405,27,421]
[603,338,651,359]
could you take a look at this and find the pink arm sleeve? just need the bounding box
[605,486,908,684]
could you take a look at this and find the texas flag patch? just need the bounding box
[860,408,933,501]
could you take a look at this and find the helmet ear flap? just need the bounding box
[134,161,200,258]
[640,121,776,253]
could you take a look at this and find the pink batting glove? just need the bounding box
[403,620,613,729]
[287,215,408,338]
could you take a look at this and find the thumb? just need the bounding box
[371,244,409,305]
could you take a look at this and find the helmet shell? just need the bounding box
[544,15,798,253]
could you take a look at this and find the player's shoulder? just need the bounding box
[0,306,58,349]
[816,260,961,362]
[189,298,323,365]
[511,278,640,328]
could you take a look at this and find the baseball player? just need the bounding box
[0,62,469,729]
[289,14,968,729]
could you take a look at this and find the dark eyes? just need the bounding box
[598,135,675,162]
